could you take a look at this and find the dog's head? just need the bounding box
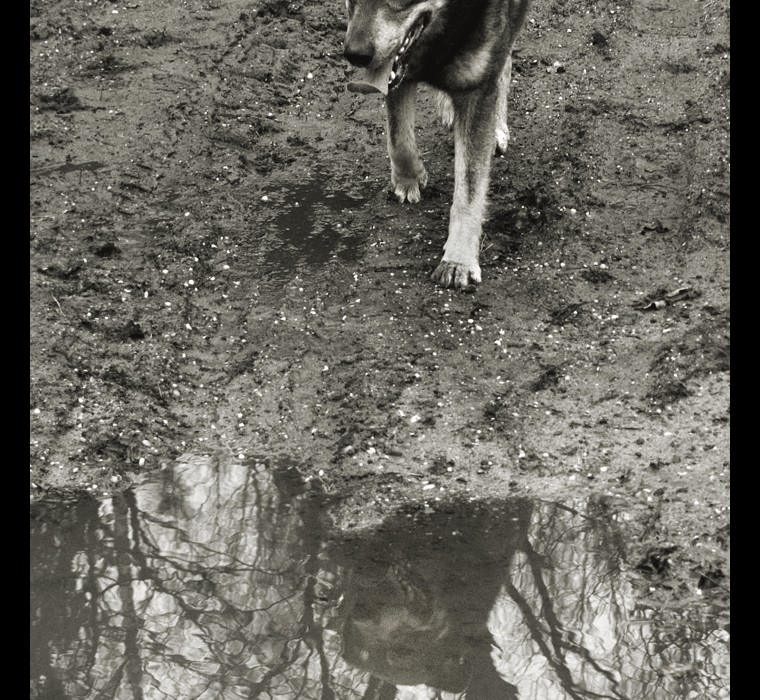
[344,0,442,95]
[338,564,469,691]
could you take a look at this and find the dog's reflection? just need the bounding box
[333,501,532,698]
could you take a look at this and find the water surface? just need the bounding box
[259,176,367,283]
[30,455,729,699]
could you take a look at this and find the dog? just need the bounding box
[344,0,530,289]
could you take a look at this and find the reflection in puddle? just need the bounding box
[258,176,367,282]
[30,456,729,699]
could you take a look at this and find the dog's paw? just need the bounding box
[431,259,481,290]
[495,124,510,155]
[392,169,428,203]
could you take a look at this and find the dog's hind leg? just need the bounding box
[434,90,455,130]
[386,82,428,203]
[431,87,498,289]
[439,56,512,154]
[495,54,513,155]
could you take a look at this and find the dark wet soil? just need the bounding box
[30,0,729,620]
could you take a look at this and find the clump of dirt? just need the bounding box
[30,0,729,615]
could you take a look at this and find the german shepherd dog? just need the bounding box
[344,0,530,289]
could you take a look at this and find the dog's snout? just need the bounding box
[344,37,375,68]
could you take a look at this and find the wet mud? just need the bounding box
[31,0,729,641]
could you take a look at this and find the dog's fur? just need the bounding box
[344,0,530,288]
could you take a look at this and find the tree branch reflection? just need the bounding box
[30,455,729,699]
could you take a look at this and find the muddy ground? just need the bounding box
[30,0,729,614]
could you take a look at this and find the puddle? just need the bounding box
[30,456,729,699]
[257,176,367,283]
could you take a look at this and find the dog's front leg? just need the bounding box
[432,87,498,289]
[386,82,428,203]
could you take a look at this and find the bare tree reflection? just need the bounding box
[30,455,729,699]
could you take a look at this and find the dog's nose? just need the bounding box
[344,38,375,68]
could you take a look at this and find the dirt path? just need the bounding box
[31,0,729,611]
